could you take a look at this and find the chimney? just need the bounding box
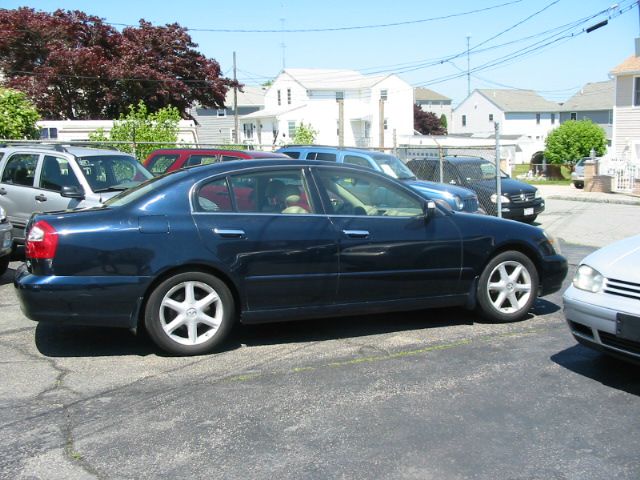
[635,38,640,57]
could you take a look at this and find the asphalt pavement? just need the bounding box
[0,196,639,479]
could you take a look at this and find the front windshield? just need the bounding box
[459,160,508,181]
[370,153,416,180]
[78,155,154,192]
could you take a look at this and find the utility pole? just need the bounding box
[338,98,344,147]
[378,97,385,148]
[280,18,286,69]
[495,121,502,218]
[466,35,471,96]
[233,51,239,144]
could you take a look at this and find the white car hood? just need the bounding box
[582,234,640,282]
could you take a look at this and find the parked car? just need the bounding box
[0,206,12,275]
[16,159,567,356]
[563,234,640,364]
[406,156,545,222]
[0,144,153,248]
[570,157,588,189]
[277,146,482,214]
[144,148,291,176]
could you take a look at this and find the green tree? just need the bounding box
[439,114,448,133]
[0,88,40,139]
[291,122,317,144]
[89,101,181,161]
[544,120,606,165]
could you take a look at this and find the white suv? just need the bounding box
[0,144,153,248]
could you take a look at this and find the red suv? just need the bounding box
[144,149,290,176]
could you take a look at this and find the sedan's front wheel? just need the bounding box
[145,272,235,355]
[476,251,538,323]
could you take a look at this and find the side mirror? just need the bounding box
[423,200,437,218]
[60,185,85,199]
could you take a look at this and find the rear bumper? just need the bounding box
[14,264,149,329]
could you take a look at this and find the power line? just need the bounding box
[104,0,523,33]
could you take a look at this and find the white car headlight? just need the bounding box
[453,195,464,211]
[534,189,541,199]
[573,264,604,293]
[490,193,510,204]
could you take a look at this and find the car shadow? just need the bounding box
[550,344,640,396]
[34,299,563,359]
[0,264,18,286]
[34,306,480,358]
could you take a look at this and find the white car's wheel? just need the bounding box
[476,251,538,322]
[145,271,235,355]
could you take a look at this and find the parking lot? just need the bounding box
[1,195,639,479]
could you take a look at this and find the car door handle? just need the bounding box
[35,194,47,202]
[213,228,246,238]
[343,230,369,238]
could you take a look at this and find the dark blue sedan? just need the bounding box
[15,160,567,355]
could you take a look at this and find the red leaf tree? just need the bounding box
[0,8,235,119]
[414,105,446,135]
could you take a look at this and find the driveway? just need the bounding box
[0,198,639,479]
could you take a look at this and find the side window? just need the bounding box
[344,155,371,169]
[409,160,437,181]
[186,155,219,167]
[230,169,314,214]
[147,154,179,175]
[40,156,80,191]
[1,153,38,186]
[311,152,337,162]
[442,163,460,185]
[282,151,300,159]
[314,169,422,217]
[220,155,242,162]
[196,177,233,212]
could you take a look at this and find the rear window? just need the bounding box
[309,152,337,161]
[281,151,300,159]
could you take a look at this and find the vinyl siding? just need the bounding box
[614,107,640,158]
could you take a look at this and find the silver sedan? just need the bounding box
[563,234,640,363]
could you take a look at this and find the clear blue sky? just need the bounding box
[4,0,638,105]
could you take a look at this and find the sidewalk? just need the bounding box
[535,183,640,205]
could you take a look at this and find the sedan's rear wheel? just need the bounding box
[145,272,234,355]
[476,251,538,323]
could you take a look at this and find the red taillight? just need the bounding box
[26,221,59,259]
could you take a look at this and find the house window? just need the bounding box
[536,113,541,125]
[39,127,58,140]
[243,123,254,140]
[570,112,577,121]
[217,109,226,117]
[288,121,296,137]
[383,118,388,130]
[635,77,640,106]
[287,88,291,105]
[551,113,555,124]
[277,90,281,106]
[489,114,493,122]
[462,115,467,127]
[336,91,344,101]
[380,89,388,101]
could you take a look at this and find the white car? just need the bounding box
[563,234,640,363]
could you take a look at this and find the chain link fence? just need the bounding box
[396,145,506,216]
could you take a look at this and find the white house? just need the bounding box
[611,42,640,161]
[239,68,414,148]
[452,89,560,141]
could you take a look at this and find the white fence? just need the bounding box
[604,160,640,193]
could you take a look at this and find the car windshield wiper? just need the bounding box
[93,186,128,193]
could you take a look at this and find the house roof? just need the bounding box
[561,80,613,112]
[281,69,390,90]
[610,55,640,75]
[414,87,451,102]
[224,85,266,108]
[241,104,306,119]
[475,89,559,112]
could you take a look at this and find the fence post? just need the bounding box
[495,122,502,218]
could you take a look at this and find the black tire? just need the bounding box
[144,271,235,355]
[476,251,538,323]
[573,181,584,189]
[0,255,9,277]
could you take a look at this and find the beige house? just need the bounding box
[611,45,640,161]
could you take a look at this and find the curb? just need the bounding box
[545,194,640,206]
